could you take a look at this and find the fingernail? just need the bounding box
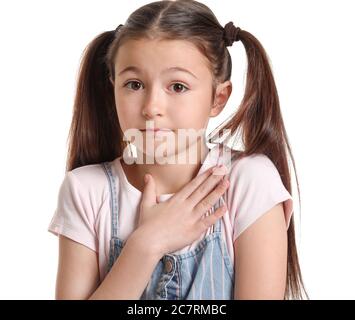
[144,174,149,184]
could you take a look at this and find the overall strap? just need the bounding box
[102,161,119,239]
[214,149,242,233]
[213,197,224,233]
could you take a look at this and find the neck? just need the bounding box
[121,138,210,196]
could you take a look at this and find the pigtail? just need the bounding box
[66,30,123,172]
[209,29,309,299]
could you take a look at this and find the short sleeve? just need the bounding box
[48,171,98,252]
[226,154,294,243]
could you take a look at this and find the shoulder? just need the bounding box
[61,161,116,207]
[49,162,114,253]
[69,162,109,190]
[228,152,279,183]
[224,152,293,241]
[226,152,289,209]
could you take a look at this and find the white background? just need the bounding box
[0,0,354,299]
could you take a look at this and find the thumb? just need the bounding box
[140,174,157,207]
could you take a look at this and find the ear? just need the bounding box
[210,80,232,117]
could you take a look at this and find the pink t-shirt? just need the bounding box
[48,144,293,283]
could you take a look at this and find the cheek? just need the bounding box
[115,101,141,130]
[171,105,210,129]
[176,90,211,125]
[116,109,136,134]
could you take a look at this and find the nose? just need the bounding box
[141,85,164,119]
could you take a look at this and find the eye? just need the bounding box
[123,81,189,93]
[124,81,143,91]
[170,83,189,94]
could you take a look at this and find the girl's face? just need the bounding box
[111,38,226,162]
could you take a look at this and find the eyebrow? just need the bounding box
[117,66,198,79]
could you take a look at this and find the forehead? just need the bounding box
[114,38,212,77]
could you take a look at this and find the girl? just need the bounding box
[48,0,308,300]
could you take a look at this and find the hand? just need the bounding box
[135,165,230,257]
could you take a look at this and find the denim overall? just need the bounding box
[101,157,236,300]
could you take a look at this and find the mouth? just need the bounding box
[139,128,173,132]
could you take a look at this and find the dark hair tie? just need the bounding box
[114,24,124,33]
[224,21,242,47]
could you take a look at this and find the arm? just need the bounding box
[55,230,161,300]
[233,203,288,299]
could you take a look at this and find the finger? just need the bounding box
[171,164,219,202]
[187,165,228,208]
[140,174,157,208]
[198,204,227,231]
[193,178,229,217]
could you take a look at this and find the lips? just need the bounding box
[140,128,172,132]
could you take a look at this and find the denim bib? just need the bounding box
[102,159,235,300]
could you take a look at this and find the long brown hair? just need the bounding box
[65,0,308,299]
